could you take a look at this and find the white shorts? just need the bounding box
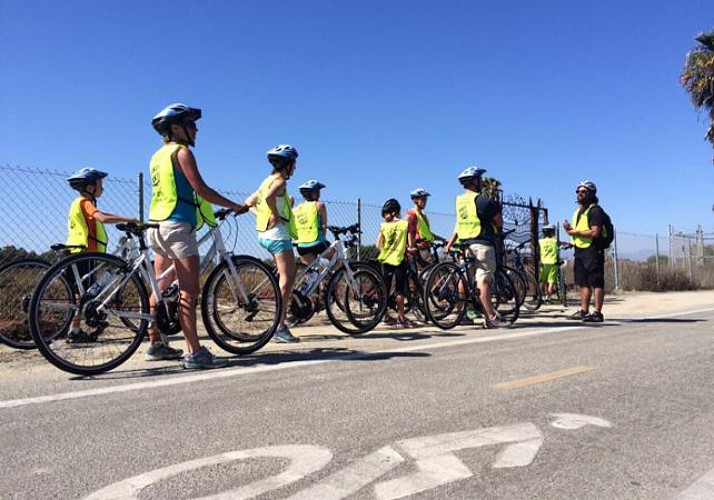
[148,222,199,259]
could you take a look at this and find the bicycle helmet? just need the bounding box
[151,103,202,135]
[67,167,108,191]
[542,224,556,233]
[381,198,401,217]
[576,180,597,193]
[299,179,326,195]
[410,188,431,199]
[457,166,487,185]
[267,144,299,169]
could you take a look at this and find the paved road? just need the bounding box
[2,303,714,499]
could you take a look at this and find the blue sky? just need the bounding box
[2,0,713,237]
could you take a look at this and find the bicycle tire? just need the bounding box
[324,262,387,335]
[521,270,543,311]
[0,258,52,349]
[423,262,468,330]
[202,255,281,355]
[29,253,149,375]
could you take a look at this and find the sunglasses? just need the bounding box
[575,189,589,194]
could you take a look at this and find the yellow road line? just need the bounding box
[494,366,595,390]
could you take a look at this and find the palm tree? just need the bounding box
[681,29,714,163]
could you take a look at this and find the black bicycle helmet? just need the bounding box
[381,198,401,217]
[67,167,108,192]
[151,103,202,135]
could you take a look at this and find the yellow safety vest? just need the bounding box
[414,209,435,243]
[149,143,185,222]
[149,143,216,229]
[539,237,558,265]
[255,173,298,239]
[378,220,408,266]
[454,192,481,240]
[294,201,320,244]
[572,205,594,249]
[67,196,107,253]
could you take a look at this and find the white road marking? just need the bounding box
[83,445,332,500]
[287,446,405,500]
[2,306,712,410]
[375,423,544,499]
[674,467,714,500]
[549,413,612,430]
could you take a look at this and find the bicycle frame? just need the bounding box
[295,228,361,298]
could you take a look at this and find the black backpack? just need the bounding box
[595,206,615,249]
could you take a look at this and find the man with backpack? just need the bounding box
[562,180,611,323]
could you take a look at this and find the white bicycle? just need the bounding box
[28,210,280,375]
[289,223,388,335]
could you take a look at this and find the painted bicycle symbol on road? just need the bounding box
[86,413,611,500]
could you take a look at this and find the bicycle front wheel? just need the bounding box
[423,262,468,330]
[324,262,387,335]
[0,259,52,349]
[29,253,149,375]
[201,255,281,355]
[492,266,520,324]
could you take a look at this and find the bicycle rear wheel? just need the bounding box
[423,262,468,330]
[521,270,543,311]
[202,255,281,355]
[324,262,387,335]
[492,267,520,323]
[0,259,52,349]
[29,253,149,375]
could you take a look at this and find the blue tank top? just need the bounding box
[167,167,197,226]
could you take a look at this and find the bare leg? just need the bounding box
[579,286,591,313]
[273,249,296,327]
[593,287,604,313]
[479,279,497,320]
[173,255,201,354]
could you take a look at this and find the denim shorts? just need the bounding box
[259,238,293,255]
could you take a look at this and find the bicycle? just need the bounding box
[28,210,280,375]
[288,223,388,335]
[504,239,542,311]
[0,238,138,350]
[423,242,520,329]
[381,240,445,325]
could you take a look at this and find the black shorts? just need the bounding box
[574,246,605,289]
[382,260,407,296]
[296,241,330,257]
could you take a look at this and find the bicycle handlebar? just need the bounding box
[327,223,360,236]
[115,222,160,236]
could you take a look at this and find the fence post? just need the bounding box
[137,172,144,223]
[357,197,362,261]
[612,230,619,291]
[655,233,660,286]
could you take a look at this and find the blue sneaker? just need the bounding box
[182,347,227,369]
[145,342,184,361]
[273,325,300,343]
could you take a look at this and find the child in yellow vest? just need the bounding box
[377,198,416,329]
[65,167,137,343]
[244,144,300,343]
[538,224,559,302]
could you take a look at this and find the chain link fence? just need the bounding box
[3,164,714,292]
